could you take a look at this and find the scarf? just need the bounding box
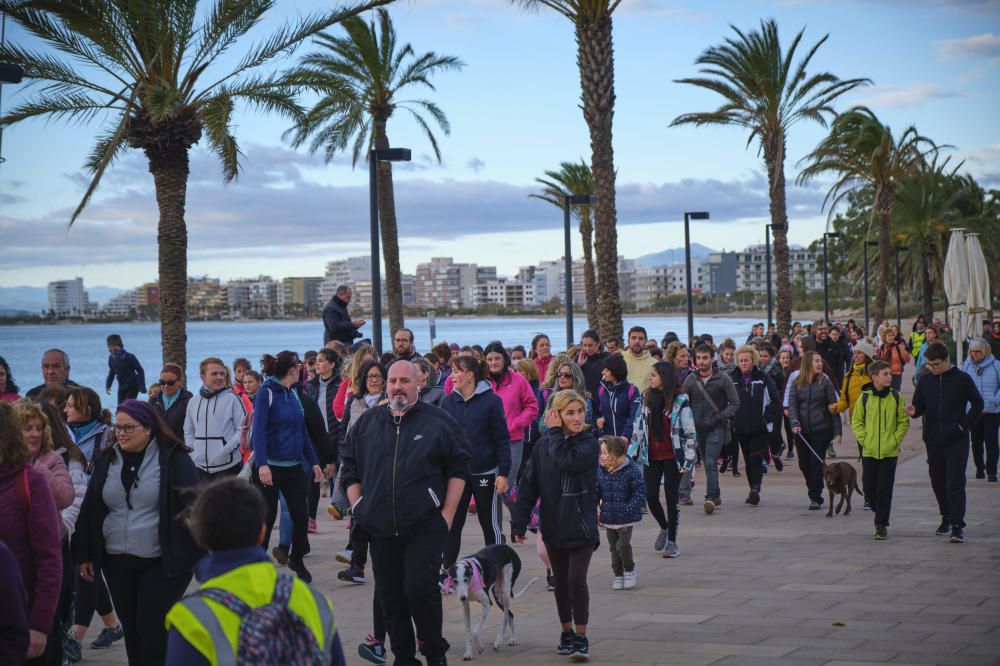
[364,392,381,408]
[199,385,227,399]
[718,360,736,375]
[69,419,101,442]
[161,391,179,411]
[111,347,126,359]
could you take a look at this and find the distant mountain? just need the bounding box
[0,285,126,312]
[634,244,716,267]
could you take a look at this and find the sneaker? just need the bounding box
[773,457,783,471]
[935,519,950,536]
[787,450,795,460]
[547,572,556,591]
[556,629,577,655]
[358,635,387,664]
[338,564,366,584]
[863,501,871,510]
[327,503,345,520]
[289,558,312,584]
[732,469,741,477]
[809,501,821,511]
[719,457,730,473]
[680,495,694,506]
[570,633,590,661]
[711,496,722,507]
[89,625,123,650]
[623,571,636,589]
[703,499,716,515]
[663,541,680,558]
[653,528,669,552]
[271,545,288,565]
[64,634,82,662]
[612,575,624,590]
[950,527,965,543]
[747,489,760,506]
[308,517,318,533]
[335,549,353,564]
[874,525,888,540]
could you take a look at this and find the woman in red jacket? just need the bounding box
[0,401,63,664]
[530,334,554,385]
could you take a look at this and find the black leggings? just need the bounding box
[349,523,370,569]
[547,545,593,627]
[737,432,769,490]
[74,569,114,627]
[795,430,831,501]
[443,472,504,569]
[255,464,310,561]
[308,481,321,520]
[643,460,681,541]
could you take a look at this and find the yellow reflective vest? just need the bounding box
[166,561,336,666]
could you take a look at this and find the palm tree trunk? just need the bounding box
[873,186,894,326]
[577,14,622,341]
[372,120,405,338]
[148,148,190,370]
[764,134,792,334]
[579,208,598,330]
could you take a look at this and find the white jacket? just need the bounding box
[60,455,87,536]
[184,389,246,473]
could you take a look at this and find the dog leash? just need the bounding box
[795,432,828,465]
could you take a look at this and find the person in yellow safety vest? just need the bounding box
[164,478,345,666]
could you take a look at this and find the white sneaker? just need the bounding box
[335,549,353,564]
[611,576,624,590]
[623,571,636,589]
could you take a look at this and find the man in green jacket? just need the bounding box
[852,360,910,540]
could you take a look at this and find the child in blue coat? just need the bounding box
[596,436,645,590]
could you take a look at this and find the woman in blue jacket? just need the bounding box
[252,351,323,583]
[441,356,511,568]
[595,353,640,438]
[962,338,1000,481]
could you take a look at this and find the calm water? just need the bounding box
[0,315,757,394]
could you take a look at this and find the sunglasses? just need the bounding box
[556,372,573,379]
[158,379,178,387]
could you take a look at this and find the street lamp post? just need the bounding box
[862,240,879,333]
[685,211,710,344]
[563,194,596,347]
[895,245,909,331]
[822,232,842,323]
[369,147,411,354]
[765,223,785,331]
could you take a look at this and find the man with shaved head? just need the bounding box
[341,360,471,666]
[26,348,81,398]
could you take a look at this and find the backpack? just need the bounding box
[193,573,327,665]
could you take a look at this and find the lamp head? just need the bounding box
[373,148,412,162]
[686,211,710,220]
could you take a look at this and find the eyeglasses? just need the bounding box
[158,379,178,387]
[367,374,384,381]
[393,339,410,344]
[114,424,138,434]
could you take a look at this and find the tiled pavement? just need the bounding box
[83,423,1000,665]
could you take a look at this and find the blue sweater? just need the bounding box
[252,379,319,468]
[596,458,645,527]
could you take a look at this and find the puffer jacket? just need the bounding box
[489,369,539,443]
[961,355,1000,414]
[596,459,645,527]
[787,374,842,436]
[835,364,872,417]
[32,450,75,513]
[851,386,909,459]
[512,427,600,550]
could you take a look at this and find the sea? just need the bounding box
[0,315,759,394]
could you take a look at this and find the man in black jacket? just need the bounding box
[906,343,984,543]
[322,285,365,346]
[341,361,470,666]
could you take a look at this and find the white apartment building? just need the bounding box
[319,256,372,303]
[47,278,94,316]
[735,244,822,293]
[472,279,535,308]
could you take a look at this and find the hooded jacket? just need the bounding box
[682,369,740,433]
[151,389,193,442]
[340,401,471,538]
[442,380,511,477]
[851,386,909,459]
[489,369,539,443]
[184,388,246,473]
[961,354,1000,414]
[729,367,781,435]
[911,366,984,447]
[512,427,600,550]
[251,379,320,468]
[596,458,645,527]
[0,462,62,634]
[596,379,640,438]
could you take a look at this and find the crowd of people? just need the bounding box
[0,290,998,665]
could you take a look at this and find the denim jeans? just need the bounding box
[698,427,727,499]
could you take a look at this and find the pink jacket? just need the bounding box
[33,450,75,512]
[0,391,20,402]
[0,462,63,634]
[533,355,554,384]
[489,369,539,443]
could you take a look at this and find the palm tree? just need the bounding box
[514,0,623,340]
[798,106,938,324]
[0,0,389,369]
[531,160,598,329]
[285,8,462,336]
[670,18,869,334]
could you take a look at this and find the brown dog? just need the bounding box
[823,462,863,517]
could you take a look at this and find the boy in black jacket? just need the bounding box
[105,334,146,405]
[906,343,984,543]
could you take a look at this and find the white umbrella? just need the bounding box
[943,229,969,363]
[966,233,990,340]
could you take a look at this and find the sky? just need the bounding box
[1,0,999,288]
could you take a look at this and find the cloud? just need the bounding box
[466,157,486,173]
[853,83,959,109]
[936,33,1000,61]
[617,1,712,20]
[0,144,827,273]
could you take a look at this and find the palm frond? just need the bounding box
[70,111,131,225]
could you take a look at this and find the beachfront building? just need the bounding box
[471,278,535,309]
[415,257,496,309]
[319,256,371,303]
[734,244,822,293]
[280,277,324,315]
[47,278,95,317]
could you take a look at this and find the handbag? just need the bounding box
[692,376,732,445]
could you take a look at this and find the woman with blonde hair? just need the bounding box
[788,351,842,510]
[332,344,374,420]
[512,390,599,660]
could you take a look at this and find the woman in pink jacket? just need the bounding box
[0,401,63,664]
[16,401,75,515]
[484,342,539,492]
